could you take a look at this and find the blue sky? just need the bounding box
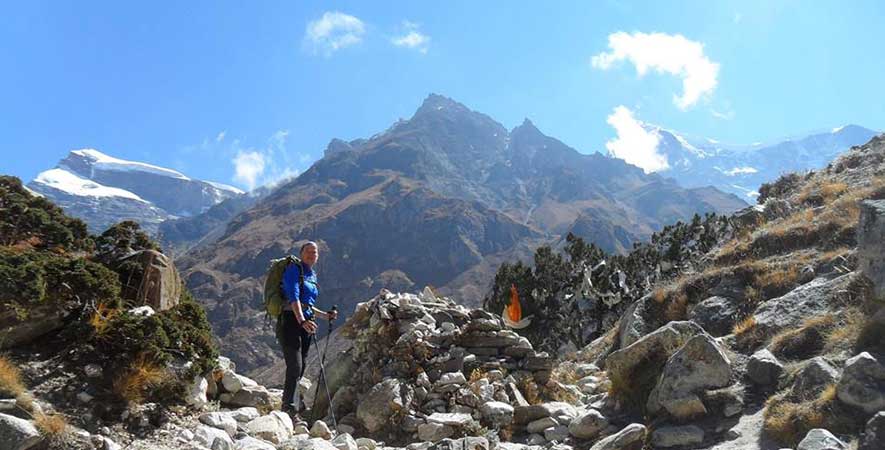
[2,0,884,190]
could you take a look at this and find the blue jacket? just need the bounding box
[281,262,318,320]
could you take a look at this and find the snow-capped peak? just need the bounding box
[33,168,147,201]
[831,125,846,133]
[205,180,245,195]
[71,148,191,180]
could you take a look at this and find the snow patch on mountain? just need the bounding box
[72,149,191,180]
[34,168,147,201]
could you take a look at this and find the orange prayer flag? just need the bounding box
[508,284,522,322]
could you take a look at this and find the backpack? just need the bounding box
[263,255,304,320]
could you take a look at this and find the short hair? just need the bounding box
[300,241,318,255]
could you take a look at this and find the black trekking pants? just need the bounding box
[277,313,313,410]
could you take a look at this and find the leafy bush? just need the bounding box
[0,176,92,251]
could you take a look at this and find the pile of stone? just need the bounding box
[187,356,281,411]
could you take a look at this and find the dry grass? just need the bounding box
[520,378,541,405]
[468,368,487,383]
[770,314,836,360]
[664,291,688,321]
[652,287,667,304]
[34,412,68,443]
[112,354,166,403]
[733,316,757,336]
[824,308,865,353]
[763,383,861,447]
[0,355,25,397]
[89,302,119,336]
[550,363,580,385]
[544,379,580,403]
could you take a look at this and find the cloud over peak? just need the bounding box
[592,31,720,110]
[304,11,365,56]
[604,106,669,174]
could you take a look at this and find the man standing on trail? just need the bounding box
[278,241,338,416]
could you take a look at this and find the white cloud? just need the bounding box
[604,106,669,173]
[304,11,365,56]
[711,108,735,120]
[592,32,720,110]
[392,21,430,53]
[233,151,266,191]
[722,166,758,176]
[216,131,226,142]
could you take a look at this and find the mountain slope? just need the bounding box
[28,149,243,234]
[177,94,745,381]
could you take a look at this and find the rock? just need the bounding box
[77,391,94,403]
[793,357,839,400]
[418,422,454,442]
[279,436,340,450]
[837,352,885,414]
[332,433,358,450]
[526,434,546,445]
[427,412,472,427]
[567,409,609,439]
[689,296,740,337]
[310,420,332,440]
[230,407,261,423]
[860,411,885,450]
[119,249,182,311]
[479,401,513,426]
[187,375,209,407]
[747,349,784,386]
[796,428,848,450]
[129,305,155,317]
[588,423,647,450]
[703,384,745,417]
[0,413,41,450]
[222,385,272,407]
[244,412,293,445]
[545,426,570,442]
[647,334,732,419]
[0,400,14,411]
[754,274,855,339]
[858,199,885,301]
[218,356,236,372]
[355,438,376,450]
[527,417,558,434]
[195,425,235,450]
[200,412,238,436]
[357,378,408,433]
[235,436,277,450]
[617,294,658,350]
[222,371,258,394]
[651,425,704,448]
[94,436,122,450]
[84,364,102,378]
[513,405,549,425]
[605,321,704,393]
[437,372,467,387]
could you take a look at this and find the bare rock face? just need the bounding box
[0,413,41,450]
[119,249,182,311]
[858,199,885,303]
[797,428,848,450]
[356,378,408,433]
[837,352,885,414]
[647,334,733,420]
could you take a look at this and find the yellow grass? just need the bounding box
[34,412,68,443]
[0,355,25,397]
[89,302,119,336]
[733,316,757,336]
[112,355,166,403]
[769,314,836,359]
[763,384,841,446]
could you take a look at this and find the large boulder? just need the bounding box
[837,352,885,414]
[688,296,740,337]
[617,294,659,349]
[858,199,885,302]
[605,321,704,392]
[194,425,235,450]
[479,401,513,427]
[244,412,294,445]
[746,349,784,386]
[588,423,646,450]
[651,425,704,448]
[647,334,733,420]
[199,412,238,436]
[793,357,839,400]
[860,411,885,450]
[0,413,40,450]
[356,378,409,433]
[796,428,848,450]
[754,274,855,339]
[118,249,181,311]
[220,385,272,407]
[567,409,608,439]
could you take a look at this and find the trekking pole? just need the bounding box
[310,306,338,429]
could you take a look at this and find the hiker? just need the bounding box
[278,241,338,415]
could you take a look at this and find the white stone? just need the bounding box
[244,412,292,444]
[0,413,41,450]
[187,375,209,408]
[332,433,358,450]
[222,371,259,393]
[200,412,238,436]
[427,412,472,427]
[310,420,332,440]
[129,305,156,317]
[479,401,514,426]
[235,436,277,450]
[230,407,261,423]
[84,364,102,378]
[567,409,608,439]
[797,428,848,450]
[194,425,234,450]
[77,391,94,403]
[437,372,467,386]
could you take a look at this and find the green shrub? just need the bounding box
[0,176,92,251]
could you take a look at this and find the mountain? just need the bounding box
[27,149,244,234]
[648,124,879,199]
[177,94,745,381]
